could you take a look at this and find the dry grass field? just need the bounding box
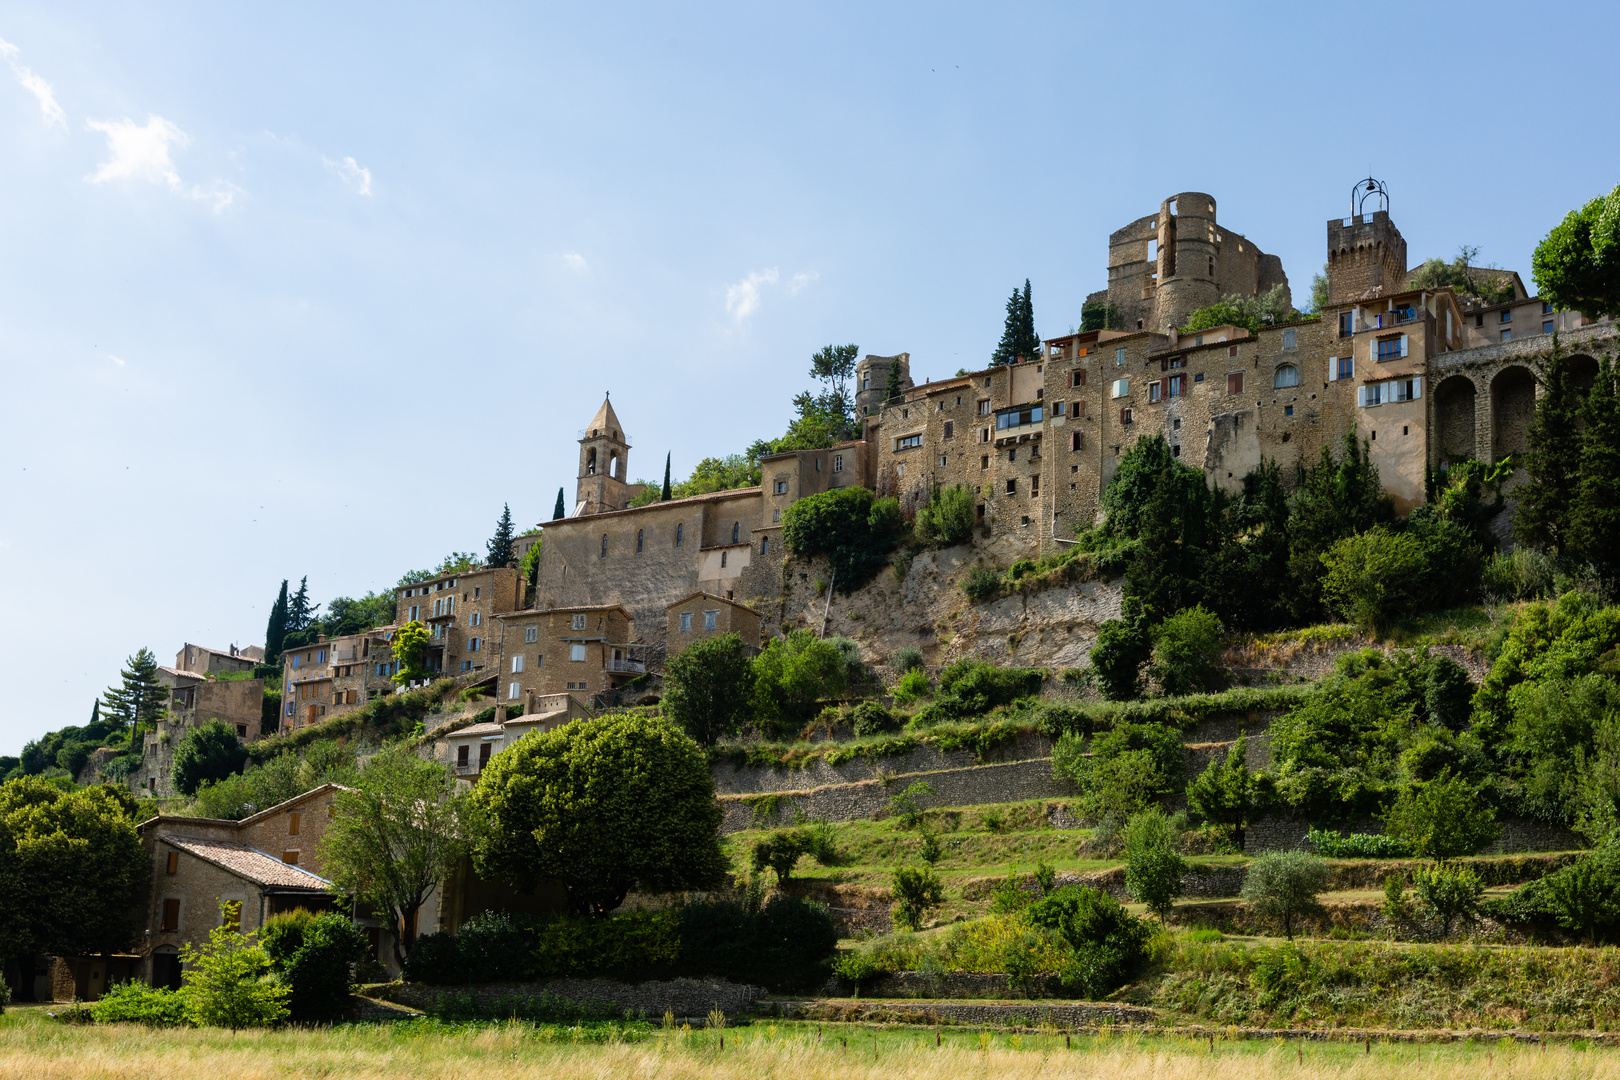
[6,1009,1620,1080]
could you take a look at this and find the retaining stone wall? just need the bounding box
[712,732,1054,795]
[783,998,1152,1027]
[1246,815,1584,856]
[391,977,764,1020]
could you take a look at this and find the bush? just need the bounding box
[1423,656,1474,731]
[915,484,977,548]
[1026,885,1152,998]
[1382,770,1499,861]
[89,981,187,1026]
[1409,862,1485,937]
[892,647,925,673]
[961,565,1004,603]
[1319,527,1430,633]
[530,911,682,978]
[921,660,1044,723]
[887,781,934,831]
[781,486,903,593]
[852,700,902,737]
[1306,828,1411,859]
[261,910,370,1023]
[1123,808,1185,921]
[1541,847,1620,942]
[891,668,931,705]
[1090,618,1151,701]
[178,909,290,1028]
[1057,721,1185,820]
[1149,606,1226,697]
[171,720,249,796]
[751,828,812,883]
[679,897,837,992]
[892,865,946,931]
[751,631,850,739]
[1241,850,1329,940]
[662,633,756,746]
[399,930,464,986]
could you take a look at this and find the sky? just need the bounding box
[2,0,1617,756]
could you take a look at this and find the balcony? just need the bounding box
[607,658,646,674]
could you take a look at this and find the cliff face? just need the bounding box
[766,544,1123,672]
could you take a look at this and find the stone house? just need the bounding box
[491,604,638,704]
[175,642,263,675]
[439,693,595,780]
[278,631,397,732]
[665,591,764,656]
[392,566,522,683]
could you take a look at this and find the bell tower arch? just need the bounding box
[575,394,632,515]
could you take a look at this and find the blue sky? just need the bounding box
[2,1,1616,756]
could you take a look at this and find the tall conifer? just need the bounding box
[487,504,516,567]
[265,579,290,663]
[101,648,168,740]
[1571,358,1620,569]
[1516,342,1585,555]
[661,453,672,501]
[553,488,566,520]
[991,278,1041,366]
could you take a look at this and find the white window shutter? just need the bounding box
[1412,376,1422,399]
[1328,358,1337,382]
[1357,385,1367,407]
[1400,334,1409,357]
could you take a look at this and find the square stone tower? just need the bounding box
[575,395,633,515]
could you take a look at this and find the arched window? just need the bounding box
[600,535,607,559]
[1274,364,1300,389]
[731,522,740,544]
[675,522,683,547]
[636,529,644,554]
[586,448,597,475]
[609,452,620,479]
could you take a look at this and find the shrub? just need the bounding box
[1058,721,1186,820]
[915,484,977,548]
[679,897,837,992]
[1541,848,1620,943]
[887,781,934,831]
[1241,850,1329,940]
[1306,828,1411,859]
[260,910,370,1023]
[750,631,850,739]
[1123,808,1185,922]
[1423,655,1474,731]
[989,870,1034,914]
[1319,527,1430,633]
[961,565,1004,603]
[751,828,811,883]
[1382,770,1499,861]
[891,668,931,705]
[171,720,249,796]
[1090,618,1151,701]
[662,633,756,746]
[178,907,290,1028]
[1186,735,1262,851]
[1026,885,1151,998]
[831,951,889,991]
[530,911,682,978]
[852,701,902,737]
[1409,862,1485,937]
[924,660,1044,722]
[892,865,946,931]
[89,982,187,1026]
[1149,606,1226,697]
[781,486,903,593]
[400,930,467,986]
[891,647,925,673]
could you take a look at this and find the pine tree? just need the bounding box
[553,488,566,520]
[264,580,290,664]
[883,359,903,402]
[990,279,1041,366]
[101,648,168,739]
[287,576,317,633]
[1570,358,1620,570]
[1516,343,1585,555]
[661,453,672,501]
[487,504,516,567]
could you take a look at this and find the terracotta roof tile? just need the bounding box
[159,833,333,890]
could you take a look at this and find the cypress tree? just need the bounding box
[661,453,672,501]
[553,488,566,520]
[1570,357,1620,569]
[884,359,903,402]
[990,278,1041,366]
[1516,342,1584,555]
[288,576,315,633]
[487,503,516,567]
[265,579,290,663]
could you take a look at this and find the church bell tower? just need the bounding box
[575,394,632,515]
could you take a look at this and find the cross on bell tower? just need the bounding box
[575,393,632,515]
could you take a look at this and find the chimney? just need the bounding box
[1168,327,1179,349]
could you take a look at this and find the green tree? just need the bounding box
[751,829,812,885]
[1308,264,1329,314]
[914,484,977,548]
[322,590,397,637]
[1240,850,1328,940]
[1570,358,1620,571]
[662,633,755,746]
[171,720,249,796]
[1532,185,1620,319]
[1382,770,1500,861]
[0,780,148,979]
[1407,245,1517,305]
[1183,284,1298,332]
[1515,342,1586,556]
[469,714,726,916]
[1149,606,1226,696]
[891,864,946,931]
[1123,808,1185,922]
[1059,722,1186,821]
[809,342,860,434]
[319,747,469,965]
[1080,300,1121,332]
[1286,434,1393,622]
[1089,617,1152,702]
[178,905,290,1029]
[1319,526,1431,634]
[661,452,672,501]
[750,630,850,739]
[990,279,1040,366]
[288,576,318,634]
[390,621,433,685]
[553,487,566,520]
[1186,734,1261,850]
[1541,845,1620,943]
[781,486,902,593]
[101,647,168,741]
[886,780,935,831]
[265,580,290,664]
[486,503,516,568]
[261,909,370,1023]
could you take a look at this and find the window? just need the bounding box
[1008,447,1016,462]
[1030,474,1039,497]
[600,534,607,559]
[509,682,520,700]
[161,899,180,932]
[981,427,990,442]
[980,455,989,469]
[1120,408,1134,424]
[1500,309,1512,323]
[833,454,843,472]
[289,812,301,836]
[1071,431,1083,451]
[1501,329,1511,342]
[511,655,524,673]
[469,637,481,652]
[1282,328,1297,350]
[166,851,179,875]
[1005,478,1017,495]
[1111,378,1129,399]
[942,420,954,439]
[1285,405,1294,416]
[1544,301,1554,314]
[896,434,922,449]
[524,626,538,643]
[680,612,692,632]
[939,454,948,467]
[1229,344,1239,358]
[1148,382,1161,403]
[773,508,780,521]
[409,605,419,621]
[731,522,740,543]
[636,529,644,553]
[1339,311,1353,338]
[977,399,991,415]
[1168,374,1185,397]
[570,644,587,662]
[995,405,1042,430]
[704,610,718,631]
[236,724,247,737]
[1115,347,1126,366]
[1337,356,1354,380]
[457,745,469,767]
[1274,365,1299,389]
[471,611,481,626]
[1070,369,1086,387]
[720,551,727,568]
[1377,335,1407,361]
[571,614,587,630]
[774,480,788,494]
[761,536,769,557]
[1054,401,1065,416]
[675,523,683,547]
[1543,320,1555,335]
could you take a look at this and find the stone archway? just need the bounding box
[1491,365,1536,461]
[1433,375,1477,463]
[1569,354,1600,396]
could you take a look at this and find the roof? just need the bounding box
[183,643,258,664]
[158,834,333,890]
[158,666,205,683]
[395,566,497,594]
[497,603,632,620]
[538,486,763,529]
[236,782,349,828]
[583,395,625,441]
[450,722,505,737]
[665,590,763,614]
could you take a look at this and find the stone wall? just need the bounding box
[391,977,764,1020]
[784,998,1153,1027]
[711,732,1055,796]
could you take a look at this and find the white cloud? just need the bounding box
[725,268,779,323]
[323,155,372,195]
[0,36,66,128]
[562,251,588,272]
[109,355,125,366]
[85,115,237,211]
[787,270,819,296]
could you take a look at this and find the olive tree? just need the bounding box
[1241,850,1329,940]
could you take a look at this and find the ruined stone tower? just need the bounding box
[854,353,913,417]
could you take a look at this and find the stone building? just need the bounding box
[439,693,595,780]
[279,630,398,731]
[391,566,522,682]
[139,643,269,797]
[665,591,764,656]
[491,604,639,703]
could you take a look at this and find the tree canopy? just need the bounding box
[662,633,756,746]
[991,279,1040,366]
[780,485,902,593]
[100,647,168,741]
[1183,284,1300,333]
[486,504,516,568]
[172,720,249,796]
[1532,186,1620,319]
